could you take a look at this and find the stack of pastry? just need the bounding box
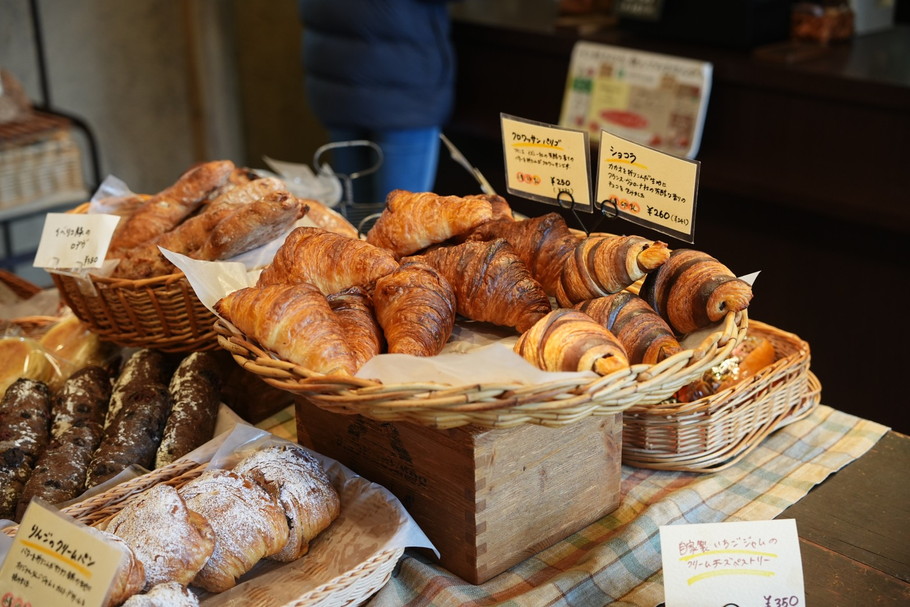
[213,189,753,380]
[103,160,359,280]
[98,443,339,602]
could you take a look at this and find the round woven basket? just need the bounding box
[621,320,820,472]
[45,203,217,352]
[214,309,748,429]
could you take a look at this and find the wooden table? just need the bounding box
[777,430,910,606]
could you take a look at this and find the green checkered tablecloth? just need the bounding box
[258,404,888,607]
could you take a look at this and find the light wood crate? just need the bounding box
[295,398,622,584]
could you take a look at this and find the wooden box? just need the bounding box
[295,399,622,584]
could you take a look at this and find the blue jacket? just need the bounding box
[298,0,456,131]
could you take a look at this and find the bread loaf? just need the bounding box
[0,378,51,519]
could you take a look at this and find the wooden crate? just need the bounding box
[295,398,622,584]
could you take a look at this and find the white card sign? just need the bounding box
[596,130,699,242]
[0,500,125,607]
[501,113,593,212]
[660,519,806,607]
[33,212,120,270]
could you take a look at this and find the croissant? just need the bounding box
[366,189,494,258]
[468,212,582,296]
[514,308,630,376]
[257,226,399,295]
[179,469,290,592]
[196,191,306,260]
[215,283,357,375]
[411,238,551,333]
[556,234,670,306]
[574,292,682,364]
[372,261,456,356]
[108,160,235,254]
[639,248,753,334]
[327,287,384,370]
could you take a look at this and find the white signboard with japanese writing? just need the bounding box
[596,130,699,242]
[0,500,125,607]
[501,113,593,212]
[660,518,806,607]
[560,41,711,159]
[33,212,120,270]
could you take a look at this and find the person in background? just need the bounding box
[298,0,457,205]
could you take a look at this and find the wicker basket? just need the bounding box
[47,203,217,352]
[214,308,748,429]
[621,320,820,472]
[2,457,404,607]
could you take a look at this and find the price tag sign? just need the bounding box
[33,212,120,270]
[0,500,125,607]
[596,130,699,242]
[660,519,806,607]
[501,113,593,212]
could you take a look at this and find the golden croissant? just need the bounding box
[372,260,457,356]
[215,282,357,375]
[514,308,630,376]
[639,248,753,334]
[257,226,399,295]
[574,292,682,364]
[366,189,494,258]
[411,238,552,333]
[327,286,384,371]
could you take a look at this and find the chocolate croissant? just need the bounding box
[412,238,552,333]
[468,212,582,296]
[327,287,384,370]
[257,226,399,296]
[372,261,457,357]
[514,308,630,376]
[215,283,357,375]
[556,234,670,307]
[575,292,682,364]
[639,248,753,334]
[366,189,494,258]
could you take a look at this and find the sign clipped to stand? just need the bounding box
[596,130,699,242]
[0,500,125,607]
[501,113,593,212]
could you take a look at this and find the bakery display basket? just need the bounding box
[214,308,748,430]
[622,320,820,472]
[49,205,217,352]
[2,455,404,607]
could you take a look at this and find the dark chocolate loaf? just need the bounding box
[0,378,52,520]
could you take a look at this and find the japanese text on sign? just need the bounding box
[33,213,121,270]
[659,519,805,607]
[0,500,125,607]
[595,131,698,242]
[501,113,593,212]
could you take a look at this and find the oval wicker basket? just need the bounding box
[214,309,748,429]
[47,204,217,352]
[2,457,404,607]
[621,320,820,472]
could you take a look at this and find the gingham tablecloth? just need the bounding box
[257,404,888,607]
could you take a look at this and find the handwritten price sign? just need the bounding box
[33,213,121,270]
[660,519,805,607]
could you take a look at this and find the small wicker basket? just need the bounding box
[621,320,820,472]
[2,457,404,607]
[214,308,748,429]
[47,203,217,352]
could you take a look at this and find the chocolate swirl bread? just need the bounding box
[155,352,223,468]
[0,378,51,519]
